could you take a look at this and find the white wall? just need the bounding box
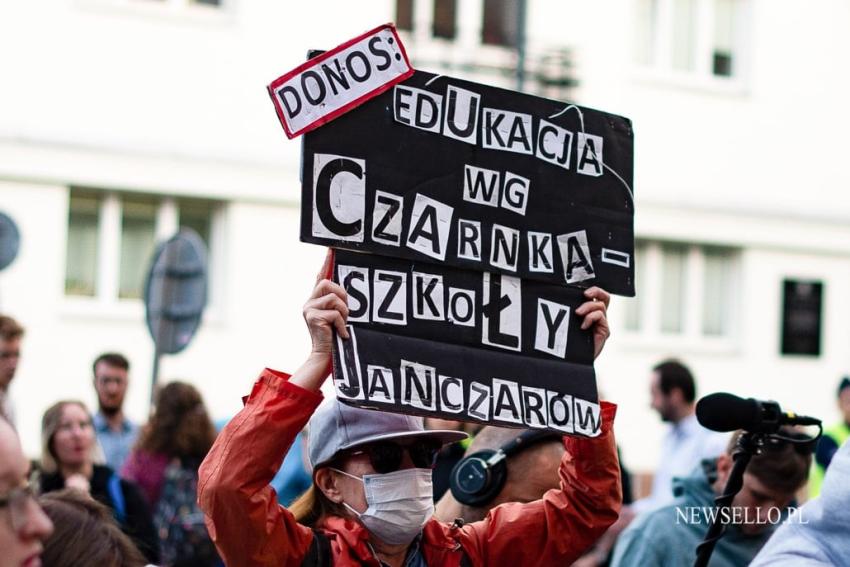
[564,0,850,469]
[2,0,848,475]
[0,0,397,454]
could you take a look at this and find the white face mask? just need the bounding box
[333,467,435,545]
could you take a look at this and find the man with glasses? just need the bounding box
[0,416,54,567]
[91,352,138,472]
[0,315,24,426]
[199,259,619,567]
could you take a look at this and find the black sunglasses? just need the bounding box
[344,439,442,474]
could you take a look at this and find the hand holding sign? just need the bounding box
[577,286,611,359]
[304,278,350,355]
[292,252,351,393]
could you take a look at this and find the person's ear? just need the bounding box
[315,467,343,503]
[715,454,732,484]
[670,388,685,407]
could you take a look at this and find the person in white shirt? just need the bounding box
[631,359,729,514]
[575,359,728,567]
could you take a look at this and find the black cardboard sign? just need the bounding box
[302,70,635,296]
[331,249,601,436]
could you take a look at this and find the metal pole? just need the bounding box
[516,0,528,92]
[150,348,161,410]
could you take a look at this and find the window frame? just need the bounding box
[632,0,751,91]
[619,240,740,352]
[62,188,224,320]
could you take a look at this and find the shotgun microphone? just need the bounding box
[696,392,821,433]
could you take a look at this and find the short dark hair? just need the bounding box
[92,352,129,375]
[0,315,24,341]
[838,376,850,397]
[653,359,696,403]
[726,429,812,494]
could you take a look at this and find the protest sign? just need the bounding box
[286,55,634,434]
[301,69,635,296]
[267,24,413,138]
[331,249,602,436]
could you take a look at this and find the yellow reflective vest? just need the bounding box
[809,422,850,497]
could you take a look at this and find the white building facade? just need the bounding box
[1,0,848,474]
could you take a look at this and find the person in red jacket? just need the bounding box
[198,254,621,567]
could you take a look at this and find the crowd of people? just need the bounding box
[1,254,849,567]
[0,315,220,566]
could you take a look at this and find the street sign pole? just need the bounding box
[143,229,208,412]
[0,212,22,311]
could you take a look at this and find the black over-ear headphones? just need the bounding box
[449,429,561,507]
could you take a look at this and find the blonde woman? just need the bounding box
[39,400,159,564]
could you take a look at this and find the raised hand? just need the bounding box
[575,287,611,359]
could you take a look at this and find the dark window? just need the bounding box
[781,280,823,357]
[433,0,457,39]
[396,0,414,31]
[482,0,519,47]
[712,51,733,77]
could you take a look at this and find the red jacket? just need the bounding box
[198,369,621,567]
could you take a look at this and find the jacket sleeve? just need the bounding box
[458,402,622,566]
[198,369,323,567]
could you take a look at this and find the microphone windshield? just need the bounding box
[696,393,760,432]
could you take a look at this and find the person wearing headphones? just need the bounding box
[434,427,565,523]
[198,252,620,567]
[435,424,634,526]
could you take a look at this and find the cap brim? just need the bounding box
[337,429,468,454]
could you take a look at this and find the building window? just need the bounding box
[119,197,157,299]
[671,0,697,72]
[702,246,734,335]
[178,198,214,248]
[622,240,738,339]
[432,0,456,39]
[65,188,220,302]
[65,192,101,297]
[660,243,688,333]
[482,0,519,47]
[634,0,658,66]
[624,243,647,332]
[712,0,736,76]
[634,0,746,79]
[396,0,414,31]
